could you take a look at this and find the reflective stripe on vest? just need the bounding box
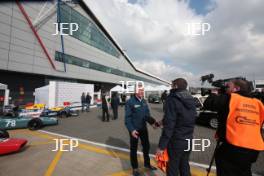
[226,93,264,151]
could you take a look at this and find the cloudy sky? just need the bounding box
[84,0,264,86]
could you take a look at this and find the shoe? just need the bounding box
[132,169,141,176]
[144,165,157,170]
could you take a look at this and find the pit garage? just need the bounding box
[0,83,9,114]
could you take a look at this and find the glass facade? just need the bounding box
[55,51,160,85]
[59,3,120,58]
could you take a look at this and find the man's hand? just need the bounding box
[156,120,163,127]
[152,121,161,129]
[131,130,139,138]
[156,148,164,156]
[152,123,157,129]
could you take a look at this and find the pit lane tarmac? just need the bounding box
[0,129,216,176]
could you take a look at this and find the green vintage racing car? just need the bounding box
[0,116,58,130]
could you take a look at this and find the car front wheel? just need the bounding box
[209,118,218,129]
[28,119,43,130]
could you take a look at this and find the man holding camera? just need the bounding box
[204,79,264,176]
[125,83,157,176]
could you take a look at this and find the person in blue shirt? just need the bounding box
[125,84,158,176]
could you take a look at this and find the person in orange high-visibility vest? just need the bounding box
[204,79,264,176]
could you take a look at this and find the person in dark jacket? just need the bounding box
[157,78,196,176]
[111,92,120,120]
[121,94,127,107]
[125,83,157,176]
[203,79,263,176]
[161,90,168,104]
[161,90,168,112]
[86,93,92,112]
[81,92,86,112]
[102,93,110,122]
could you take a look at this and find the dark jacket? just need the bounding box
[121,94,126,102]
[102,95,108,110]
[158,89,196,150]
[111,96,120,108]
[203,92,230,141]
[125,95,155,132]
[203,91,260,161]
[81,95,86,104]
[161,92,168,101]
[86,95,91,104]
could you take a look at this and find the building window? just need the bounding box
[54,51,159,85]
[59,3,120,58]
[256,84,264,88]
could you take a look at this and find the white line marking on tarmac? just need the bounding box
[39,130,262,176]
[39,130,216,170]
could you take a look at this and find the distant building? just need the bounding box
[0,0,169,103]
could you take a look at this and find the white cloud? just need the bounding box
[133,60,200,86]
[84,0,264,84]
[84,0,202,59]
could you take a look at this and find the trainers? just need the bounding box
[144,165,157,170]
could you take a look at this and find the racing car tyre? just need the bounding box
[28,119,43,130]
[0,129,9,138]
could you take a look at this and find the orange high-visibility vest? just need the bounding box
[155,149,169,172]
[226,93,264,151]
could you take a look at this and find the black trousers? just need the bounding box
[112,107,118,119]
[167,147,191,176]
[129,128,151,169]
[102,108,109,121]
[215,143,259,176]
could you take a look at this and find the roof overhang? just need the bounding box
[79,0,170,85]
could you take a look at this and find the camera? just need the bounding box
[200,74,246,96]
